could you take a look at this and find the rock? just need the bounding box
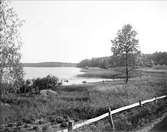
[40,89,57,97]
[60,122,68,128]
[55,116,65,124]
[34,118,45,124]
[82,81,87,83]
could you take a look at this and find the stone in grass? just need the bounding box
[60,122,68,128]
[35,119,46,125]
[38,120,44,125]
[22,118,34,124]
[32,126,38,131]
[48,116,56,124]
[63,115,71,122]
[23,124,29,128]
[56,116,65,124]
[40,90,57,98]
[42,125,48,132]
[16,121,22,127]
[7,123,14,127]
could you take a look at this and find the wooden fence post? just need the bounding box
[139,100,142,107]
[154,96,157,104]
[108,107,115,131]
[68,120,74,132]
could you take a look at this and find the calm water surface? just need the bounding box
[24,67,112,85]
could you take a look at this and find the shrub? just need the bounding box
[18,79,33,94]
[18,75,59,94]
[32,75,59,90]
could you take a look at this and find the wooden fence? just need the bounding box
[58,95,166,132]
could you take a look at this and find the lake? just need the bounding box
[23,67,112,85]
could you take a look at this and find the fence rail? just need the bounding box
[58,95,166,132]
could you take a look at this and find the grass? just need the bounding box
[0,67,167,131]
[78,67,141,79]
[76,99,167,132]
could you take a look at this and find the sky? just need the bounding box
[12,0,167,63]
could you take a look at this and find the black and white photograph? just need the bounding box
[0,0,167,131]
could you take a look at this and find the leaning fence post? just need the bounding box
[108,106,115,131]
[68,120,74,132]
[154,96,157,104]
[139,100,142,107]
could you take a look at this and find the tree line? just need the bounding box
[77,52,167,69]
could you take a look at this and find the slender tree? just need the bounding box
[0,0,24,97]
[111,24,139,83]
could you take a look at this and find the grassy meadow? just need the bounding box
[1,67,167,132]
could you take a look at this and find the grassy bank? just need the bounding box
[75,98,167,132]
[77,67,140,79]
[0,68,167,131]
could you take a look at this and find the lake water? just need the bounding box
[23,67,112,85]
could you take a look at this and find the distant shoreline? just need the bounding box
[22,62,77,67]
[23,66,77,67]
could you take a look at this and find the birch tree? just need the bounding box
[0,0,24,96]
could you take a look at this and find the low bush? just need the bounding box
[18,75,59,94]
[33,75,59,90]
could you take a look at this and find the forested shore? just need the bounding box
[77,52,167,68]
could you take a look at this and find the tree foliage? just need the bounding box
[77,53,140,69]
[0,0,24,95]
[77,52,167,69]
[152,52,167,65]
[77,57,110,69]
[111,24,139,55]
[111,24,139,83]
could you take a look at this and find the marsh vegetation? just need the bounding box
[1,67,167,131]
